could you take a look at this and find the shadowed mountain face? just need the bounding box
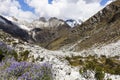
[0,16,30,41]
[45,0,120,51]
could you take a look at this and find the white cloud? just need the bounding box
[0,0,113,21]
[25,0,107,21]
[83,0,101,3]
[105,0,113,5]
[0,0,36,21]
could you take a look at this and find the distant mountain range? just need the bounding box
[0,0,120,51]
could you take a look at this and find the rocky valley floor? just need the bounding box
[0,30,119,80]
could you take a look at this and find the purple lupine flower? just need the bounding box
[0,42,53,80]
[0,61,5,67]
[6,61,31,77]
[18,72,32,80]
[0,41,13,54]
[0,41,8,50]
[18,62,53,80]
[0,41,5,46]
[0,57,53,80]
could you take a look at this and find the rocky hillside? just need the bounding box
[0,1,120,80]
[0,25,120,80]
[0,1,119,51]
[46,0,120,51]
[30,17,70,47]
[0,15,71,48]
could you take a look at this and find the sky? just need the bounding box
[0,0,113,21]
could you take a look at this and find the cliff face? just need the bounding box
[45,0,120,51]
[0,16,30,41]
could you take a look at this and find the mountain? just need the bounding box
[45,0,120,51]
[0,0,120,80]
[66,19,83,27]
[1,0,119,51]
[0,15,70,46]
[0,15,30,41]
[28,17,70,47]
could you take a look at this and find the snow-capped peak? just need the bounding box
[66,19,83,27]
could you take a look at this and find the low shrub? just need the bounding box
[66,55,120,79]
[0,41,53,80]
[0,58,53,80]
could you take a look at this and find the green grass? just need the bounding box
[0,47,30,62]
[65,55,120,80]
[18,50,30,61]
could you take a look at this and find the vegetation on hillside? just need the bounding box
[0,41,53,80]
[65,55,120,80]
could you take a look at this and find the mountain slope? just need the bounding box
[46,0,120,51]
[0,1,120,80]
[0,15,30,41]
[0,26,120,80]
[0,1,119,51]
[0,16,71,47]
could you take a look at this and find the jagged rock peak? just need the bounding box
[39,17,46,22]
[49,17,58,21]
[87,0,120,25]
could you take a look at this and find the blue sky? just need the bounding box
[18,0,53,12]
[100,0,109,5]
[18,0,35,12]
[48,0,53,4]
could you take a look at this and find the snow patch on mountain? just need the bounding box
[66,19,83,27]
[18,25,31,31]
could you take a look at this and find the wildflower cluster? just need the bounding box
[0,41,53,80]
[0,41,16,61]
[0,41,13,53]
[0,58,53,80]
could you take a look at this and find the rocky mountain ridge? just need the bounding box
[0,27,120,80]
[0,15,71,45]
[0,0,120,80]
[0,1,120,52]
[46,0,120,51]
